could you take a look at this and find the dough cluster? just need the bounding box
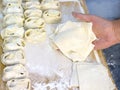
[1,0,31,90]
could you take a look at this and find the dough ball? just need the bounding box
[25,28,46,43]
[2,0,22,6]
[2,64,28,82]
[3,14,24,27]
[43,9,61,24]
[3,3,23,15]
[24,9,42,18]
[41,0,60,10]
[24,17,45,29]
[6,78,31,90]
[50,21,96,62]
[1,50,26,65]
[2,37,25,52]
[1,25,25,39]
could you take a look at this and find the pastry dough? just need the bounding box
[41,0,60,10]
[43,10,61,24]
[2,37,25,52]
[2,64,28,82]
[1,26,24,39]
[1,50,26,65]
[3,14,24,27]
[6,78,31,90]
[77,63,115,90]
[25,28,46,43]
[50,21,96,62]
[3,3,23,15]
[23,1,41,9]
[24,17,45,29]
[2,0,22,6]
[24,9,42,18]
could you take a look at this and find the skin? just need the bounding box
[72,12,120,50]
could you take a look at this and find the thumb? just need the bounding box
[72,12,92,22]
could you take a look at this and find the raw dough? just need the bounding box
[2,0,22,6]
[41,0,60,10]
[3,14,24,27]
[25,28,46,43]
[3,3,23,15]
[1,50,26,65]
[1,25,24,39]
[24,17,45,29]
[77,63,116,90]
[24,9,42,18]
[6,78,31,90]
[50,21,96,62]
[43,9,61,24]
[2,64,28,82]
[2,37,25,52]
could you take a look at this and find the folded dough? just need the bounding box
[1,26,24,39]
[2,64,28,81]
[3,3,23,15]
[6,78,31,90]
[24,17,45,29]
[2,37,25,52]
[77,63,115,90]
[50,21,96,62]
[23,1,41,9]
[43,10,61,24]
[3,14,24,27]
[24,9,42,18]
[1,50,26,65]
[25,28,46,43]
[2,0,22,6]
[41,0,60,10]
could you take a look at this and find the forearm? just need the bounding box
[112,19,120,43]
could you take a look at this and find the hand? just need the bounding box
[72,12,120,50]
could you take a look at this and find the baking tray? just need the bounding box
[0,0,117,90]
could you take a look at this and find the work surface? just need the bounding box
[86,0,120,89]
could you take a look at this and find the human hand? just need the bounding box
[72,12,120,50]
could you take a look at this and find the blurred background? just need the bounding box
[86,0,120,89]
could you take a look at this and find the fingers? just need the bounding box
[72,12,92,22]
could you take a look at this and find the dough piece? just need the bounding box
[24,9,42,18]
[23,1,41,9]
[43,10,61,24]
[24,17,45,29]
[2,0,22,6]
[1,26,24,39]
[3,14,24,27]
[25,28,46,43]
[1,50,26,65]
[2,37,25,52]
[6,78,31,90]
[2,64,28,82]
[41,0,60,10]
[51,21,96,62]
[77,63,116,90]
[3,3,23,15]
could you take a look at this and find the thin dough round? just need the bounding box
[24,17,45,29]
[1,50,26,65]
[2,0,22,6]
[43,10,61,24]
[2,64,28,82]
[25,28,46,43]
[6,78,31,90]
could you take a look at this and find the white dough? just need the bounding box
[25,28,46,43]
[77,63,116,90]
[6,78,31,90]
[1,25,24,39]
[2,64,28,82]
[1,50,26,65]
[2,0,22,6]
[51,21,96,62]
[43,9,61,24]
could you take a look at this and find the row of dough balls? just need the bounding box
[1,0,31,90]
